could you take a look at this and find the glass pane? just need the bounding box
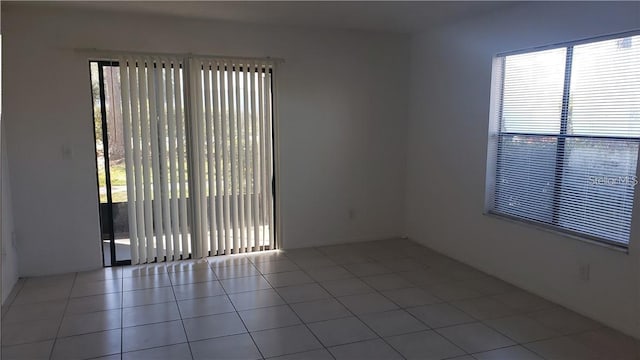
[91,63,108,204]
[102,65,131,263]
[501,48,566,134]
[495,134,557,223]
[557,138,637,244]
[103,66,127,203]
[569,35,640,137]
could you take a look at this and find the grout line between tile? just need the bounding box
[297,258,406,360]
[166,266,195,360]
[120,271,124,360]
[273,293,337,360]
[47,272,77,360]
[206,257,268,360]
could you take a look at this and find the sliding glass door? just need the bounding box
[91,61,132,266]
[90,56,277,266]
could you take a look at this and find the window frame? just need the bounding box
[484,30,640,251]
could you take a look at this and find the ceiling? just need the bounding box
[34,1,517,34]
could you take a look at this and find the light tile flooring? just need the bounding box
[2,239,639,360]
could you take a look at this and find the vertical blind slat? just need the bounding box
[157,63,173,260]
[253,65,263,251]
[236,66,247,252]
[266,69,275,246]
[190,57,205,257]
[130,59,147,263]
[148,58,165,260]
[175,65,189,258]
[223,65,232,254]
[257,65,266,250]
[231,63,241,254]
[119,58,139,264]
[187,59,199,257]
[198,64,209,257]
[261,70,270,248]
[236,67,247,252]
[213,62,226,255]
[203,63,217,255]
[244,65,254,251]
[138,58,154,261]
[166,63,179,260]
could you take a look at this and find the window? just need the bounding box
[486,33,640,248]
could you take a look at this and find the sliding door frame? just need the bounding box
[91,60,132,267]
[90,57,281,265]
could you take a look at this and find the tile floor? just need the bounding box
[2,239,639,360]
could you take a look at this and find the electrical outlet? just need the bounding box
[579,264,590,281]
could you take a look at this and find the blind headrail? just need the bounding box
[75,48,285,64]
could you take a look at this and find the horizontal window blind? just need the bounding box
[489,34,640,247]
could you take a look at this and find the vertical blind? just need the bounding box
[118,55,276,264]
[487,34,640,247]
[189,57,275,258]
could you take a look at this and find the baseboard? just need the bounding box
[280,234,404,250]
[2,277,23,307]
[407,235,640,341]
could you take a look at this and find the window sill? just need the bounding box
[483,211,629,254]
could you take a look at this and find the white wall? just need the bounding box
[2,5,410,276]
[406,2,640,338]
[1,1,19,304]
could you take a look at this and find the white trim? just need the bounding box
[484,212,629,253]
[78,48,284,64]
